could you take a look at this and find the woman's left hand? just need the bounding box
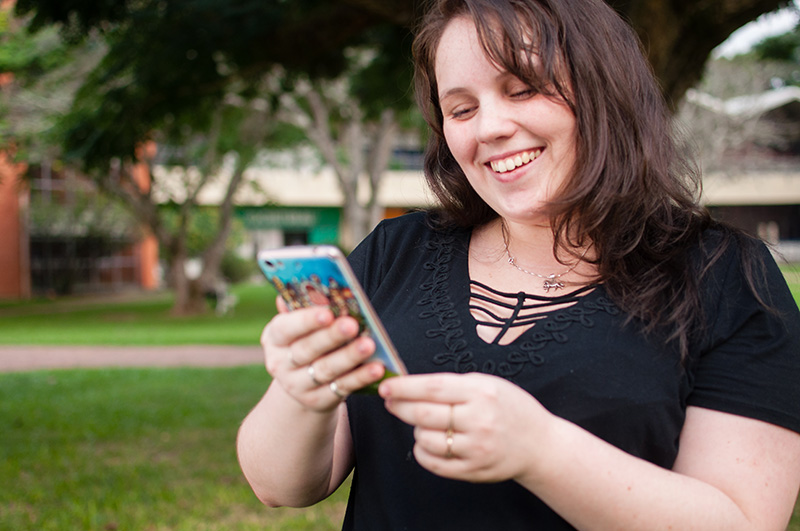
[379,372,553,483]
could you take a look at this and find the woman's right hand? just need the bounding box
[261,298,386,412]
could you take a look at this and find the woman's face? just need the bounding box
[435,16,578,226]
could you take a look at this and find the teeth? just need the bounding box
[490,149,541,173]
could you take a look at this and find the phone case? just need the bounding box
[257,245,407,392]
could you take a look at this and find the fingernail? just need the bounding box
[338,318,356,335]
[358,338,373,354]
[378,382,390,397]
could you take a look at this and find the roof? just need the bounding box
[152,166,800,209]
[152,166,435,208]
[685,85,800,119]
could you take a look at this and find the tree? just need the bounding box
[14,0,792,119]
[274,26,416,249]
[0,7,281,312]
[607,0,792,107]
[677,31,800,173]
[4,0,793,309]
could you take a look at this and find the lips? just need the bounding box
[488,149,543,173]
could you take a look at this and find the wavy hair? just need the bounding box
[412,0,744,358]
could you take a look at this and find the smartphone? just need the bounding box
[257,245,407,392]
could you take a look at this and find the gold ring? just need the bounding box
[445,429,454,459]
[329,380,347,400]
[307,364,323,386]
[445,404,455,458]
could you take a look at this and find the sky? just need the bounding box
[714,0,799,58]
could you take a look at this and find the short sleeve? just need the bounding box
[347,219,388,298]
[347,211,432,298]
[687,238,800,434]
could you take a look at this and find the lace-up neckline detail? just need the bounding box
[416,227,619,378]
[470,280,596,345]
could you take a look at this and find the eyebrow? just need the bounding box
[437,70,522,102]
[438,87,470,102]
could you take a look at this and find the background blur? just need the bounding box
[0,0,798,529]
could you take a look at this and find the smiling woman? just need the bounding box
[435,16,578,229]
[236,1,800,530]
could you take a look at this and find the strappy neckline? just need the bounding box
[469,279,598,345]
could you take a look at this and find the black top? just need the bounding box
[342,212,800,531]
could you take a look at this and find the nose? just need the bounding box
[475,99,516,143]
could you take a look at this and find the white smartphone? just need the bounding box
[257,245,407,392]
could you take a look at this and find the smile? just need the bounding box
[489,149,543,173]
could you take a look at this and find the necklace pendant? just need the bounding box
[543,279,565,292]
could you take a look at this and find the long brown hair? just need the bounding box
[413,0,742,358]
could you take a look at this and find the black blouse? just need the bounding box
[341,212,800,531]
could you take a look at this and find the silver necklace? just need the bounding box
[501,222,590,293]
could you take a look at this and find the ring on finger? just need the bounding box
[307,364,323,387]
[445,404,455,459]
[329,380,347,400]
[445,429,455,459]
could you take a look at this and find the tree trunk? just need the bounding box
[608,0,786,107]
[169,248,207,316]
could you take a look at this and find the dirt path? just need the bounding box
[0,345,264,372]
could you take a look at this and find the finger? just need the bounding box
[276,296,290,313]
[262,306,334,349]
[288,316,361,367]
[385,399,456,431]
[414,426,463,460]
[412,440,469,481]
[285,336,379,393]
[290,362,385,411]
[379,373,473,404]
[326,361,386,397]
[309,335,376,383]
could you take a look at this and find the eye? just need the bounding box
[450,106,476,119]
[510,87,536,99]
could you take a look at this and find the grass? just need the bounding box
[0,366,349,530]
[0,283,276,346]
[783,264,800,303]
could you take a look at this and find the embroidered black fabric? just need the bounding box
[413,230,620,378]
[341,212,800,531]
[468,280,597,343]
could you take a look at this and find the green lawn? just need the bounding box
[784,264,800,303]
[0,283,276,346]
[0,367,349,530]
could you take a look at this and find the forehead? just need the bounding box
[434,17,503,92]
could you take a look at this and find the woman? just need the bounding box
[237,0,800,529]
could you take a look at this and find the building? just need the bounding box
[0,159,159,299]
[685,85,800,262]
[152,164,434,254]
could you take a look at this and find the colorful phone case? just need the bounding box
[257,246,407,392]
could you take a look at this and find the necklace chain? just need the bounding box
[501,221,589,292]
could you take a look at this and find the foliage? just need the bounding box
[11,0,399,169]
[158,206,244,260]
[221,251,258,284]
[751,22,800,85]
[753,22,800,62]
[27,181,139,239]
[0,12,105,164]
[676,20,800,171]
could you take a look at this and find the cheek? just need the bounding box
[443,127,473,166]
